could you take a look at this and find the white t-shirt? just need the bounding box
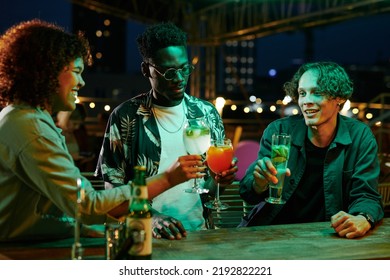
[151,101,206,231]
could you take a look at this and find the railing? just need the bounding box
[378,182,390,209]
[209,181,253,229]
[365,93,390,159]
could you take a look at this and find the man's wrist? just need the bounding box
[357,212,375,229]
[146,173,171,194]
[252,180,269,194]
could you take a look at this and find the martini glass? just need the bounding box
[183,117,211,194]
[204,138,233,210]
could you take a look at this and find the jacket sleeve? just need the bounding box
[346,126,384,222]
[21,133,131,225]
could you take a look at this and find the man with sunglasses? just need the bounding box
[96,22,237,240]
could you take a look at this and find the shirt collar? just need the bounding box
[290,114,352,148]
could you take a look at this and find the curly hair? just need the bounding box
[283,61,353,103]
[136,22,187,61]
[0,19,92,109]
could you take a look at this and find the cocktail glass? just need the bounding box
[265,133,291,204]
[204,138,234,210]
[183,117,211,194]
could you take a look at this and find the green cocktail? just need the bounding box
[265,134,291,204]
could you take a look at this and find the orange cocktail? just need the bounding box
[207,144,234,174]
[204,138,233,211]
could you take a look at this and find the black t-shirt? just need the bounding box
[272,136,327,225]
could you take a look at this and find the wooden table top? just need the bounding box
[1,218,389,260]
[153,219,390,260]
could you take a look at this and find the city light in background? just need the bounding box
[2,0,387,124]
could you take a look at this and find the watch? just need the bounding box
[358,212,375,229]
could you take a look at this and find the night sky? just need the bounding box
[1,0,389,77]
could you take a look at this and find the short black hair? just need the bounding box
[136,22,187,61]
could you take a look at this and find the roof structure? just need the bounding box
[71,0,390,45]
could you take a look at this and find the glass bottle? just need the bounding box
[126,166,152,259]
[71,178,85,260]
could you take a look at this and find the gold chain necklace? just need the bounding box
[152,102,186,134]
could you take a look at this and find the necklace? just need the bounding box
[152,102,186,134]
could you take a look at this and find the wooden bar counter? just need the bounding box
[1,218,389,260]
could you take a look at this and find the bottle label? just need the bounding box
[126,217,152,257]
[132,186,148,199]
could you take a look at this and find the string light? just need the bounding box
[282,96,292,105]
[215,97,226,116]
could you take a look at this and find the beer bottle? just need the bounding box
[126,166,152,259]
